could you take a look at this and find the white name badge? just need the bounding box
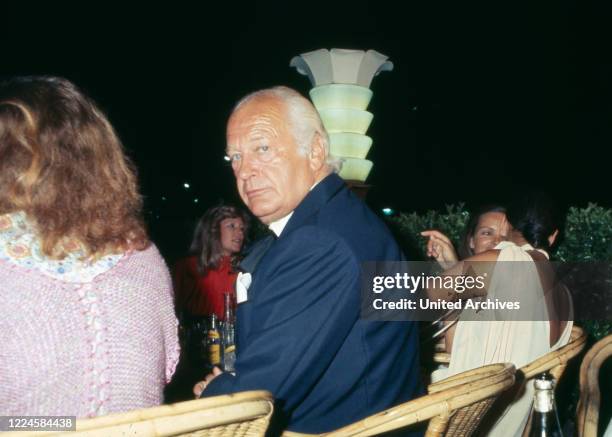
[236,272,252,304]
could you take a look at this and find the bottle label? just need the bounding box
[223,345,236,373]
[209,344,221,365]
[534,390,554,413]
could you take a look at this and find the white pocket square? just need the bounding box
[236,272,252,304]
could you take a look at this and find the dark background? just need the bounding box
[2,1,610,260]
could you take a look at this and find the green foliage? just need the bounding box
[556,204,612,342]
[555,203,612,263]
[387,204,469,260]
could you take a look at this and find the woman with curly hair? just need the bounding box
[0,76,179,417]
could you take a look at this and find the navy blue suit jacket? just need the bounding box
[204,174,420,433]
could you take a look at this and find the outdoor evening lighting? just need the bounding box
[309,83,373,110]
[290,48,393,183]
[328,133,372,159]
[317,108,373,134]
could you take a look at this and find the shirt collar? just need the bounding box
[268,212,293,237]
[267,180,322,237]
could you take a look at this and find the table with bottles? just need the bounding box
[205,292,236,373]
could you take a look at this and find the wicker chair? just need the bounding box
[520,326,586,381]
[576,334,612,437]
[283,363,515,437]
[518,326,587,436]
[7,390,273,437]
[434,326,587,436]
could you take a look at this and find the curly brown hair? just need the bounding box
[0,76,148,258]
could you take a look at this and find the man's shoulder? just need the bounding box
[315,190,401,260]
[253,226,361,300]
[276,225,357,260]
[273,177,402,263]
[321,186,390,230]
[255,226,361,282]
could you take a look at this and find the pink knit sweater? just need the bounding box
[0,212,180,417]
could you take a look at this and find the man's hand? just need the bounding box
[193,366,224,398]
[421,230,459,270]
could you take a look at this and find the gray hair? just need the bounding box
[233,86,342,173]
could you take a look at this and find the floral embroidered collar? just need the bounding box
[0,211,123,282]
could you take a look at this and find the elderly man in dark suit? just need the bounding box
[196,86,420,434]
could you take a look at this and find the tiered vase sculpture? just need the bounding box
[290,48,393,183]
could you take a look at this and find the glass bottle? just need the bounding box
[207,314,221,368]
[221,292,236,373]
[529,372,563,437]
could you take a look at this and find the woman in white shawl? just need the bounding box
[425,194,573,437]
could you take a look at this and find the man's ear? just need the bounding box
[308,133,327,173]
[548,229,559,247]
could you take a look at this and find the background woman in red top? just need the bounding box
[168,204,249,400]
[174,204,250,320]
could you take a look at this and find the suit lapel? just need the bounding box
[238,234,276,274]
[281,173,346,237]
[238,174,346,275]
[235,174,347,351]
[235,235,276,349]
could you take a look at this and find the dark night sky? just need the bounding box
[2,2,610,242]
